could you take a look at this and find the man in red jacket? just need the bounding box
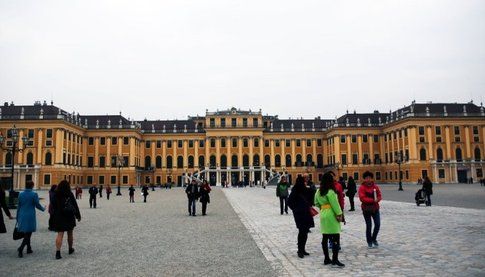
[358,171,382,248]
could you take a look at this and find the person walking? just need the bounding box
[346,177,357,211]
[51,180,81,259]
[141,185,149,203]
[75,185,82,200]
[287,176,315,258]
[358,171,382,248]
[422,176,433,206]
[0,185,14,235]
[16,181,46,258]
[48,184,58,231]
[185,180,199,216]
[314,172,345,267]
[276,176,290,215]
[99,185,103,198]
[129,185,135,203]
[88,184,98,208]
[199,180,211,216]
[106,185,112,200]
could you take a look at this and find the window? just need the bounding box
[352,153,358,164]
[210,118,215,128]
[124,137,129,145]
[254,138,259,147]
[87,176,93,185]
[123,175,129,184]
[99,175,105,185]
[45,152,52,165]
[473,126,479,135]
[264,140,269,147]
[88,157,94,167]
[219,138,226,148]
[167,140,172,148]
[373,135,379,143]
[477,168,483,178]
[306,139,311,147]
[189,140,194,148]
[296,139,301,147]
[454,126,460,135]
[419,148,427,161]
[419,126,425,136]
[146,140,151,148]
[317,139,322,147]
[435,126,441,135]
[243,118,248,127]
[156,156,162,168]
[363,135,368,143]
[88,137,94,145]
[100,137,106,145]
[353,172,359,181]
[456,148,463,162]
[178,140,183,148]
[232,138,238,147]
[157,140,162,148]
[166,156,173,168]
[286,139,291,147]
[112,137,117,145]
[46,129,53,138]
[475,147,482,161]
[436,148,444,162]
[275,155,281,167]
[199,140,204,148]
[111,156,117,167]
[99,156,106,167]
[111,176,116,184]
[436,136,442,143]
[221,118,226,127]
[375,172,381,180]
[46,140,52,147]
[455,136,461,142]
[43,174,51,185]
[438,169,445,179]
[340,136,346,143]
[177,156,183,168]
[275,140,280,147]
[253,118,258,127]
[243,138,248,147]
[231,118,237,127]
[341,154,347,165]
[188,156,194,168]
[351,135,357,143]
[28,129,34,138]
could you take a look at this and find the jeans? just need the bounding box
[363,210,380,244]
[279,196,288,214]
[188,198,196,215]
[425,192,432,206]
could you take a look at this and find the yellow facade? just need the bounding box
[0,103,484,189]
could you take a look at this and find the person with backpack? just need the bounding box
[88,184,98,208]
[346,177,357,211]
[359,171,382,248]
[51,180,81,259]
[276,176,290,215]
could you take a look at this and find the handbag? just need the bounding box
[13,223,24,240]
[309,207,319,217]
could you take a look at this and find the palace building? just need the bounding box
[0,100,484,189]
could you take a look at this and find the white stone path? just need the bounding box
[223,187,485,277]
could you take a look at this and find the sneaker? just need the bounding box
[368,243,373,248]
[332,260,345,268]
[373,241,379,248]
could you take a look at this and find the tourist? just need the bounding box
[106,184,112,200]
[422,176,433,206]
[99,184,103,198]
[48,184,58,231]
[129,185,135,203]
[346,177,357,211]
[185,180,199,216]
[199,180,211,216]
[314,172,345,267]
[287,176,315,258]
[328,171,345,250]
[75,185,82,199]
[51,180,81,259]
[16,180,46,258]
[142,184,149,203]
[276,176,290,215]
[358,171,382,248]
[303,173,316,193]
[88,184,98,208]
[0,185,14,235]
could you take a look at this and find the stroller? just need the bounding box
[415,189,427,206]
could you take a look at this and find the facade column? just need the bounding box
[333,136,340,164]
[369,134,374,163]
[427,126,434,160]
[216,137,221,166]
[302,139,307,165]
[445,126,452,160]
[37,128,43,164]
[183,140,188,168]
[129,137,136,167]
[312,138,317,166]
[358,135,363,165]
[82,136,88,167]
[162,140,167,168]
[106,136,111,167]
[205,138,210,168]
[118,136,122,155]
[464,126,471,159]
[140,140,146,167]
[291,139,296,167]
[172,139,177,168]
[259,136,264,166]
[17,129,25,164]
[152,140,156,167]
[346,135,351,164]
[238,136,243,167]
[94,137,99,167]
[270,139,275,167]
[408,127,417,161]
[227,137,232,167]
[249,137,254,166]
[282,139,286,167]
[194,139,199,168]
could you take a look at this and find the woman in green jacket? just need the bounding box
[314,172,345,267]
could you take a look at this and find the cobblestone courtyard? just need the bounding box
[0,185,484,276]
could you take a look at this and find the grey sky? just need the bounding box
[1,0,484,121]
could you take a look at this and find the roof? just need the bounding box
[266,119,334,132]
[138,120,202,134]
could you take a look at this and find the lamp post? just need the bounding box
[395,152,406,191]
[0,125,29,208]
[116,155,124,196]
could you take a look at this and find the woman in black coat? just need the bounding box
[0,186,14,234]
[51,180,81,260]
[287,175,315,258]
[422,176,433,206]
[346,177,357,211]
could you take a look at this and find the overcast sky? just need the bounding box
[1,0,484,120]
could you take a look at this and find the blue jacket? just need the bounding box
[16,189,45,233]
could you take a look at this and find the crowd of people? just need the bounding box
[185,179,212,216]
[283,171,382,268]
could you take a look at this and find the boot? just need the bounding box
[27,247,33,254]
[322,240,331,265]
[69,248,75,255]
[56,251,62,260]
[18,247,23,258]
[332,248,345,267]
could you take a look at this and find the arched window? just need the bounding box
[285,154,292,167]
[419,148,427,161]
[210,155,216,167]
[5,152,12,166]
[436,148,443,162]
[177,156,184,168]
[232,155,238,167]
[253,154,260,166]
[456,148,463,162]
[220,155,227,167]
[45,152,52,166]
[275,155,281,167]
[296,154,303,166]
[156,156,162,168]
[475,147,482,162]
[188,156,194,168]
[198,156,205,168]
[243,154,249,167]
[166,156,173,169]
[264,155,270,167]
[145,156,152,168]
[306,154,313,166]
[26,152,34,165]
[317,154,323,168]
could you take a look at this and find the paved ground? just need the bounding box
[0,188,275,277]
[378,183,485,209]
[223,187,485,277]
